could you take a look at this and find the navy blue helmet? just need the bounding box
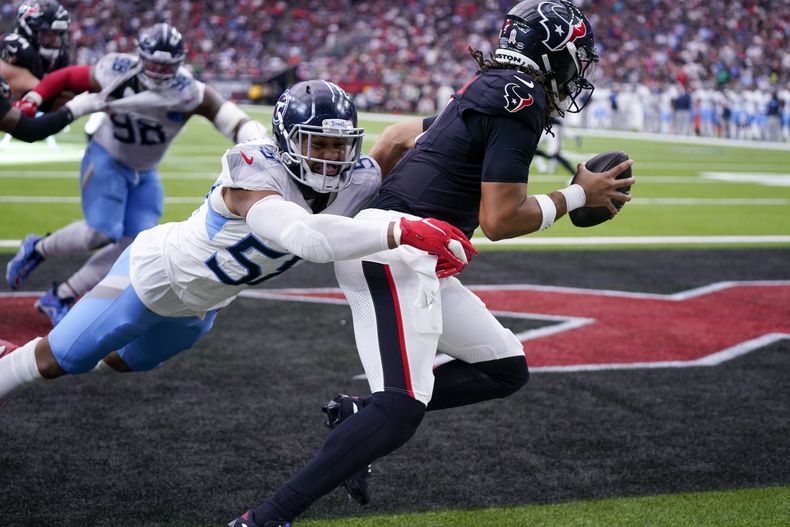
[495,0,598,113]
[272,80,364,193]
[15,0,70,62]
[136,23,186,90]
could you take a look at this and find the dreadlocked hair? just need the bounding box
[469,47,560,135]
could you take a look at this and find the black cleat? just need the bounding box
[322,394,373,505]
[227,510,291,527]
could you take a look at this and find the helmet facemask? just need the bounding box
[136,24,185,91]
[272,80,364,193]
[279,119,364,193]
[36,26,68,61]
[541,40,598,114]
[138,53,183,90]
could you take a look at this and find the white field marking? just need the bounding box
[532,333,790,373]
[0,196,203,204]
[350,110,790,150]
[5,282,788,375]
[630,198,790,205]
[566,127,790,151]
[530,174,738,183]
[244,280,790,304]
[2,195,787,208]
[469,235,790,246]
[0,170,709,184]
[702,172,790,187]
[2,235,790,250]
[0,144,85,164]
[235,281,790,375]
[0,171,216,180]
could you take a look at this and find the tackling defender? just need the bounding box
[0,0,71,100]
[0,74,104,140]
[0,79,473,402]
[5,23,267,326]
[231,1,634,525]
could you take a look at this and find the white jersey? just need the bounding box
[92,52,204,171]
[129,138,381,317]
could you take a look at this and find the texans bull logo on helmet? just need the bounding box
[537,0,588,51]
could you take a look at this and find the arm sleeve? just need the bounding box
[9,106,72,142]
[245,195,391,263]
[31,65,93,102]
[469,112,540,184]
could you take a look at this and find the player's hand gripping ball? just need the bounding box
[569,150,632,227]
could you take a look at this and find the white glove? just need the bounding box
[64,92,107,119]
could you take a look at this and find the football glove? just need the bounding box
[13,91,43,118]
[64,91,107,120]
[395,217,477,277]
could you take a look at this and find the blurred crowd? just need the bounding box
[1,0,788,139]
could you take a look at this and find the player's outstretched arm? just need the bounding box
[195,84,267,143]
[14,65,96,117]
[225,188,474,273]
[1,91,105,142]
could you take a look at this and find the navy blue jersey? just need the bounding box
[0,75,9,120]
[371,69,546,237]
[0,95,10,121]
[0,33,69,80]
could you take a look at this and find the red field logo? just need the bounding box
[3,281,788,372]
[242,281,790,372]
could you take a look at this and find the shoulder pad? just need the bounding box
[454,69,545,123]
[349,155,382,185]
[0,34,34,66]
[219,139,291,192]
[94,53,139,90]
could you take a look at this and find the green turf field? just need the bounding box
[294,486,790,527]
[1,110,789,527]
[1,106,789,249]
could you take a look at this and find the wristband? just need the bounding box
[25,91,43,105]
[391,220,402,245]
[533,194,556,231]
[559,184,586,211]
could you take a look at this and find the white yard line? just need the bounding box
[0,196,204,204]
[2,195,788,206]
[1,235,789,249]
[469,235,790,246]
[0,170,217,180]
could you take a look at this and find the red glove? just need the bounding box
[396,217,478,278]
[13,91,43,118]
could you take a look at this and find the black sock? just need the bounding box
[252,391,425,522]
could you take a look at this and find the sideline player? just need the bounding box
[0,79,473,401]
[0,0,71,100]
[5,23,267,326]
[0,0,72,149]
[0,75,104,140]
[231,1,635,525]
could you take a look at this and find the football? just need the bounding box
[568,150,632,228]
